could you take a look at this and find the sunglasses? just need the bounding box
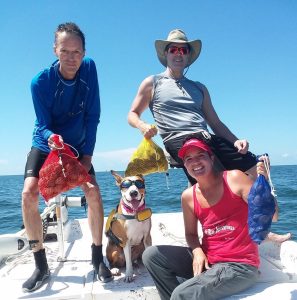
[168,46,190,55]
[120,179,145,189]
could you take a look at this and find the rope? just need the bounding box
[262,154,277,197]
[152,141,170,189]
[1,245,54,276]
[60,143,79,159]
[201,130,211,140]
[153,143,160,173]
[158,222,187,246]
[57,143,79,178]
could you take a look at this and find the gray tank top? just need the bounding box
[149,73,208,143]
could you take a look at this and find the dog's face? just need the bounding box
[111,170,145,213]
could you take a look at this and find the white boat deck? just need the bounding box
[0,212,297,299]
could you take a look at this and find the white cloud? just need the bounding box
[272,152,297,166]
[0,159,8,165]
[93,148,136,171]
[94,148,136,159]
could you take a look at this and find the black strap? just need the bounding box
[114,213,136,220]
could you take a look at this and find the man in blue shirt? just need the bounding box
[22,22,112,292]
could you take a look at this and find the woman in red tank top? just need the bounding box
[143,137,277,300]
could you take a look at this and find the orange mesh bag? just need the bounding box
[38,135,91,201]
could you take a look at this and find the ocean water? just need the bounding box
[0,167,296,241]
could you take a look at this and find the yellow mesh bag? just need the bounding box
[125,138,168,176]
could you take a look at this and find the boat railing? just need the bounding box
[43,194,86,262]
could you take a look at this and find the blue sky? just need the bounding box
[0,1,296,175]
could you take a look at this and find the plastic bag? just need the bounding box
[247,174,276,244]
[38,139,91,201]
[125,138,168,176]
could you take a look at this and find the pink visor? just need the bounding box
[178,138,212,159]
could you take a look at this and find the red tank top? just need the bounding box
[193,172,259,267]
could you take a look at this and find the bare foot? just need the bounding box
[267,232,292,243]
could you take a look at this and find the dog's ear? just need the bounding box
[111,170,123,185]
[137,174,144,181]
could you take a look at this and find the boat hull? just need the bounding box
[0,212,296,300]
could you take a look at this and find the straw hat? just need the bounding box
[155,29,202,67]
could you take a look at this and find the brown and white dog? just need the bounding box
[105,170,152,282]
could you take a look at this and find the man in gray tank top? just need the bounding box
[127,29,292,300]
[128,29,257,185]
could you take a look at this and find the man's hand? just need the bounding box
[48,134,64,150]
[234,139,249,154]
[138,122,158,139]
[192,247,210,276]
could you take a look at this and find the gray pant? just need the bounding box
[142,245,259,300]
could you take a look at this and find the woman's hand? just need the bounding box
[192,247,210,276]
[257,155,270,180]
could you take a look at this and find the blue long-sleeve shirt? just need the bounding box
[31,57,100,155]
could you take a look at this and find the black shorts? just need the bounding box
[164,133,257,185]
[24,147,95,179]
[208,134,257,171]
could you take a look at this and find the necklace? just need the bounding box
[175,79,186,96]
[166,70,186,96]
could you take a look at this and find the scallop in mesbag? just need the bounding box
[38,136,91,201]
[125,138,168,176]
[247,174,276,244]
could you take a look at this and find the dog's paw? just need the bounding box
[123,268,134,282]
[123,274,134,283]
[110,268,121,276]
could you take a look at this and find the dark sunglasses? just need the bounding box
[120,179,145,189]
[168,46,190,55]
